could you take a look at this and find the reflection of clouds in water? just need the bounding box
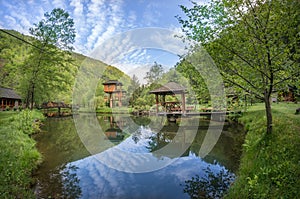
[65,135,231,199]
[123,126,154,152]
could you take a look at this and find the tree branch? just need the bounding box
[223,76,264,100]
[273,71,300,87]
[216,40,271,79]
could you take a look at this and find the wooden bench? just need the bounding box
[201,107,213,112]
[186,106,195,112]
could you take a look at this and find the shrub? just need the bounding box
[0,109,44,198]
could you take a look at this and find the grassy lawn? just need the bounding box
[226,102,300,198]
[0,110,44,198]
[0,111,18,121]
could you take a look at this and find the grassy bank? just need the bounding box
[0,110,44,198]
[226,103,300,198]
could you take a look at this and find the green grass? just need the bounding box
[0,110,44,198]
[95,106,132,114]
[225,103,300,198]
[0,111,18,122]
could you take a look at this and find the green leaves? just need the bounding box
[177,0,300,133]
[29,8,75,51]
[20,8,77,107]
[0,110,44,198]
[144,62,164,84]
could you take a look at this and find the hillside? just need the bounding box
[0,29,131,105]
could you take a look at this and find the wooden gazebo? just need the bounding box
[149,82,186,114]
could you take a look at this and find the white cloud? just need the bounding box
[143,2,161,26]
[127,11,137,28]
[0,0,192,58]
[51,0,66,9]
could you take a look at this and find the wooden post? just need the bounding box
[109,93,113,108]
[118,92,122,107]
[181,92,186,113]
[155,94,159,113]
[162,94,166,107]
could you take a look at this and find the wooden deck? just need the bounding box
[157,111,234,116]
[156,111,239,121]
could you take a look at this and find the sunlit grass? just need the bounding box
[225,102,300,198]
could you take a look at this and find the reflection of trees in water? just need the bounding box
[141,121,244,162]
[61,164,82,199]
[39,117,90,163]
[182,165,235,199]
[35,164,81,199]
[130,115,151,126]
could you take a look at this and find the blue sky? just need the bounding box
[0,0,203,82]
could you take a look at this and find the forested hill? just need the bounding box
[0,29,130,104]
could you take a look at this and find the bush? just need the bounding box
[0,109,44,198]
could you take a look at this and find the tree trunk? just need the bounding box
[30,84,35,110]
[264,93,273,134]
[25,89,30,108]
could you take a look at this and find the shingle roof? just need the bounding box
[149,82,186,94]
[103,80,123,85]
[0,87,22,100]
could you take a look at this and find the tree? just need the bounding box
[175,59,210,104]
[177,0,300,134]
[144,62,164,84]
[21,8,76,108]
[128,75,140,106]
[0,30,30,88]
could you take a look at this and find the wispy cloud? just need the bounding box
[0,0,191,62]
[143,2,161,26]
[51,0,66,9]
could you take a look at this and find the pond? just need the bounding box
[33,114,245,199]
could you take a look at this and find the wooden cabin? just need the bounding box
[282,85,297,102]
[103,80,126,108]
[0,87,22,110]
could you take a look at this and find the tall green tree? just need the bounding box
[177,0,300,134]
[128,74,141,106]
[144,62,164,84]
[175,59,210,104]
[21,8,76,108]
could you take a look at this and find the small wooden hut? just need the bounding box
[0,87,22,110]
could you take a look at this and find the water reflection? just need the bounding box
[34,163,81,199]
[182,165,235,199]
[102,115,127,142]
[34,115,244,199]
[34,117,89,198]
[66,151,230,199]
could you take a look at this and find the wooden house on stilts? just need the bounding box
[103,80,126,108]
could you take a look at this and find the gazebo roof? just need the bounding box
[149,82,186,95]
[103,80,123,85]
[0,87,21,100]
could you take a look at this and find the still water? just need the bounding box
[33,114,244,199]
